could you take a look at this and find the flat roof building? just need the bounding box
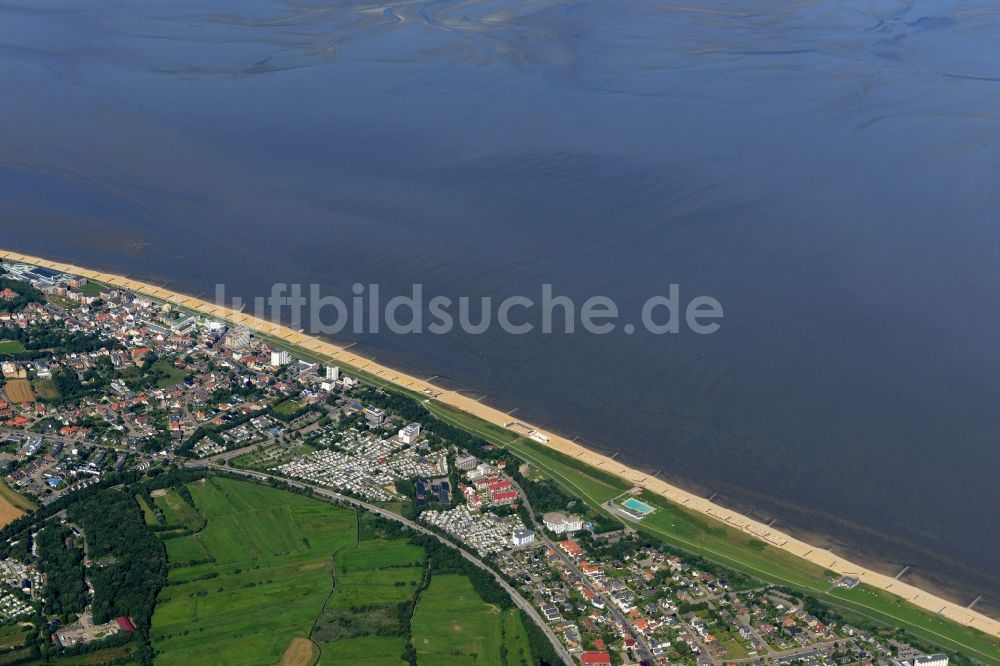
[543,512,583,535]
[455,454,477,471]
[512,528,535,547]
[398,422,421,444]
[363,407,386,425]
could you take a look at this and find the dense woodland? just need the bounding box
[34,526,87,618]
[67,489,168,635]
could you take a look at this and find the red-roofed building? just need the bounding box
[580,652,612,666]
[116,616,135,633]
[492,490,517,505]
[559,540,584,558]
[485,478,511,492]
[131,347,152,364]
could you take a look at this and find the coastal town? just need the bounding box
[0,259,976,666]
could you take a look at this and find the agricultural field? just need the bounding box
[0,482,33,528]
[0,624,29,657]
[410,574,533,666]
[329,540,424,608]
[0,481,35,513]
[319,636,407,666]
[279,637,320,666]
[163,533,211,566]
[150,477,357,666]
[51,645,139,665]
[2,379,33,404]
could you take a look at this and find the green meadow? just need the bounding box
[150,477,356,666]
[330,540,425,608]
[312,519,426,657]
[135,493,159,525]
[319,636,408,666]
[152,489,202,529]
[410,574,534,666]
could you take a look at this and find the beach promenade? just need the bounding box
[2,248,997,640]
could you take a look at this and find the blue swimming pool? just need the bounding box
[621,498,655,515]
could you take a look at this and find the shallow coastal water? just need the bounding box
[1,0,998,614]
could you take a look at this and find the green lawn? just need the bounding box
[150,477,357,666]
[0,341,24,354]
[44,293,81,310]
[151,359,188,388]
[426,400,630,504]
[632,489,827,589]
[410,574,533,666]
[722,636,749,659]
[272,399,303,417]
[78,281,105,297]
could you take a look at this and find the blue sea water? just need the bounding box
[0,0,998,612]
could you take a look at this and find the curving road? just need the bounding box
[193,463,574,665]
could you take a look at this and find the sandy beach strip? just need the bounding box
[3,248,997,638]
